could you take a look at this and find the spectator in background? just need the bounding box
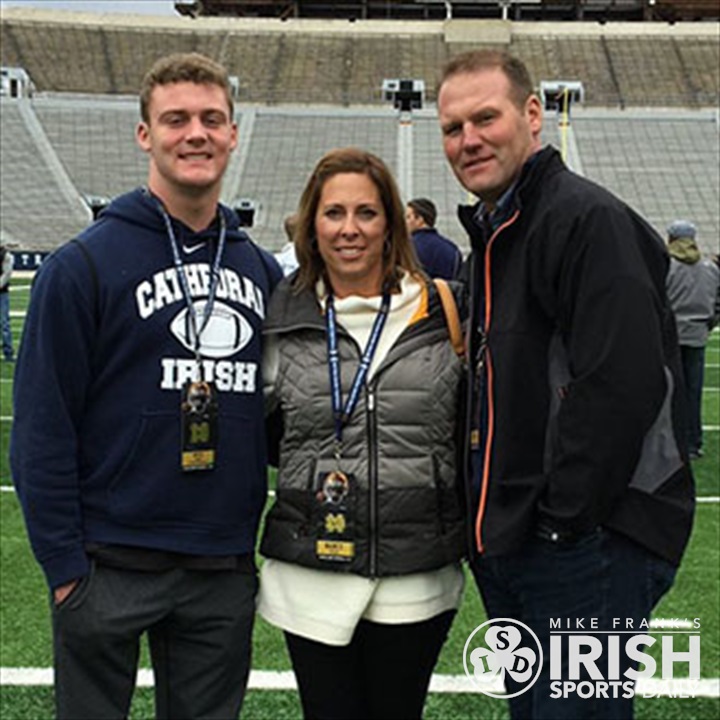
[405,198,463,280]
[11,53,281,720]
[437,49,694,719]
[274,212,300,276]
[0,243,13,361]
[666,220,720,460]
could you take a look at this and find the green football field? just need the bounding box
[1,275,718,719]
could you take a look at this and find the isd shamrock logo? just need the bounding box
[463,618,543,698]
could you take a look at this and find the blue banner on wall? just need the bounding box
[12,251,50,271]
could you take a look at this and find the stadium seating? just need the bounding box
[2,11,718,107]
[0,99,90,246]
[0,8,718,254]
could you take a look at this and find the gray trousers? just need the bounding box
[51,562,257,720]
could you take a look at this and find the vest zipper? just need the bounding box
[366,384,378,577]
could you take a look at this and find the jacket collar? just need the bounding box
[457,146,565,243]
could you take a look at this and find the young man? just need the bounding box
[405,198,462,280]
[11,53,282,719]
[437,50,694,719]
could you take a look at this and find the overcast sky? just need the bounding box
[0,0,178,15]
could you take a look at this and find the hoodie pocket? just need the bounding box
[107,410,265,532]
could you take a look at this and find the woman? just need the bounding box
[259,148,466,720]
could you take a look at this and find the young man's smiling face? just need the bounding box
[137,81,237,204]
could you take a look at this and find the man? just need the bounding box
[11,53,282,719]
[665,219,720,460]
[0,243,13,361]
[437,50,694,719]
[405,198,462,279]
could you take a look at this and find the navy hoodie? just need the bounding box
[11,189,282,589]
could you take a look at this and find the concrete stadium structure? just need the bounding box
[1,7,718,254]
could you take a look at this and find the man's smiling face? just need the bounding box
[438,67,542,207]
[137,81,237,202]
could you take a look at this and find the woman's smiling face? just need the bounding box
[315,172,387,299]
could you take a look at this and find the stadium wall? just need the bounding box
[1,7,718,256]
[1,8,718,107]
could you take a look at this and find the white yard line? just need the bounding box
[2,487,719,503]
[0,668,717,697]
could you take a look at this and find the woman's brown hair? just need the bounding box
[293,147,421,293]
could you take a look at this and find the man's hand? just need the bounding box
[53,579,80,606]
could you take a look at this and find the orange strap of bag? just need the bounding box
[434,278,465,359]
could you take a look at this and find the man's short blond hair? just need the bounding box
[139,52,234,123]
[438,50,534,109]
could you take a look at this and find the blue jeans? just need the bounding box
[680,345,705,454]
[471,528,676,720]
[0,291,12,359]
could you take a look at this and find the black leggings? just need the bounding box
[285,610,456,720]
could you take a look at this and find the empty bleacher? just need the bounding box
[0,99,90,247]
[675,40,720,108]
[3,94,716,255]
[104,29,224,96]
[2,11,718,107]
[233,108,398,246]
[603,37,696,108]
[33,97,147,199]
[573,112,720,248]
[1,9,718,254]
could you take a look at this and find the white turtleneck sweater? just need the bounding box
[259,273,464,646]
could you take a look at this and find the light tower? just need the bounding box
[539,80,585,174]
[381,79,425,200]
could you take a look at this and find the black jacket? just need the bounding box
[460,147,694,566]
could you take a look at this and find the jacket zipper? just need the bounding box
[474,210,520,554]
[366,384,378,577]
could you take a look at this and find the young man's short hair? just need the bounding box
[139,52,234,122]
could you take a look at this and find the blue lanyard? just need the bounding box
[154,197,227,365]
[326,291,390,457]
